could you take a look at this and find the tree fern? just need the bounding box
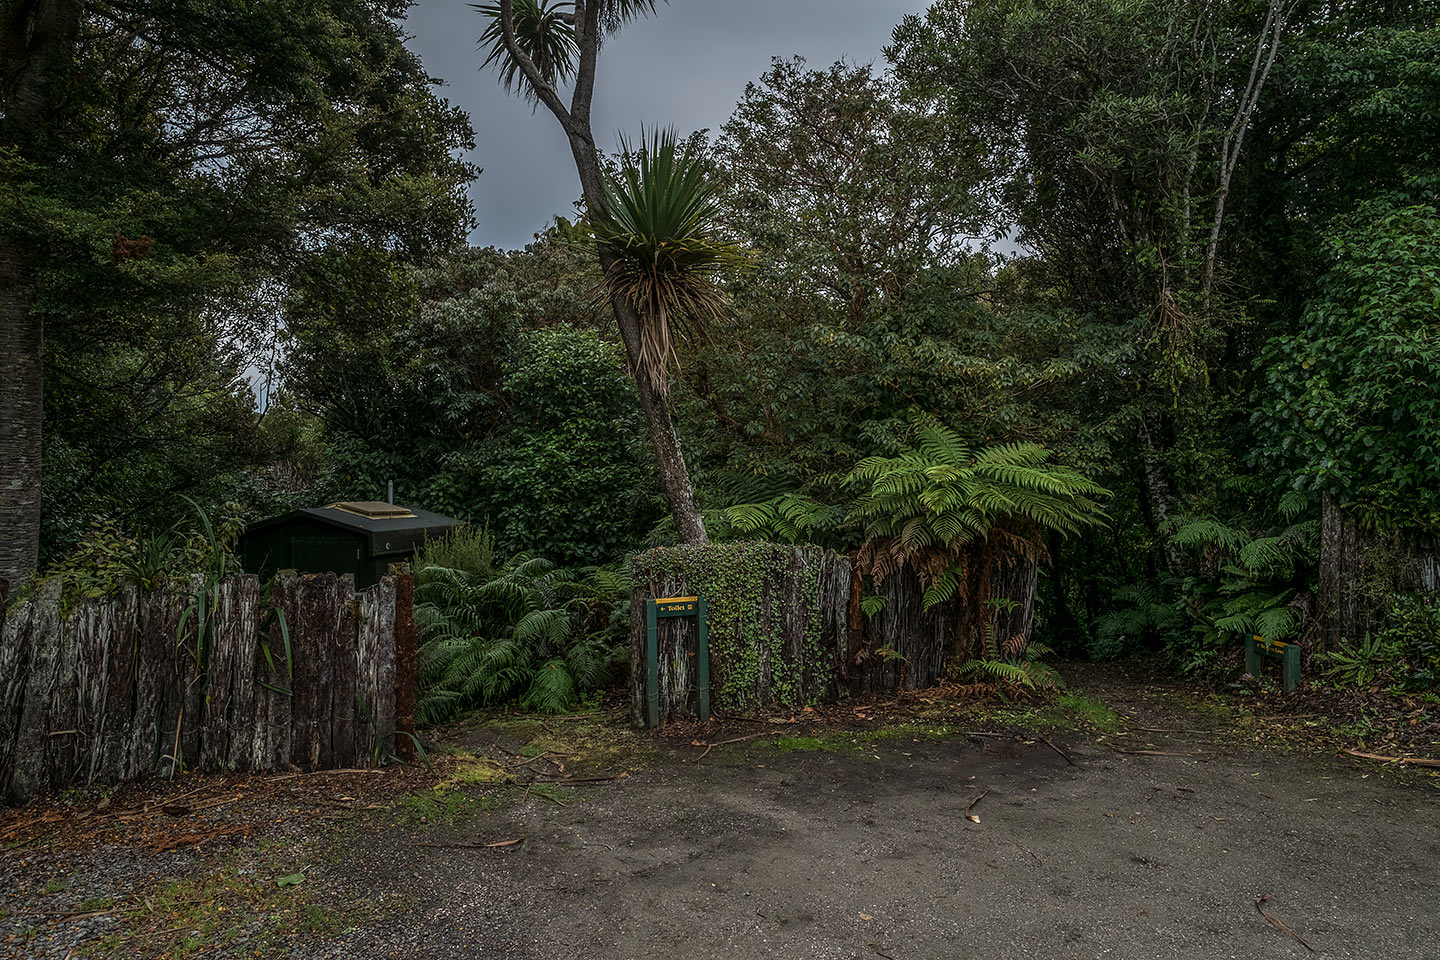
[849,418,1108,568]
[414,552,629,721]
[1162,505,1320,672]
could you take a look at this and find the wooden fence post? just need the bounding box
[330,576,359,768]
[393,570,417,762]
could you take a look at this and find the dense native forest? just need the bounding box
[2,0,1438,717]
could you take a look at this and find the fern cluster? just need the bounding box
[710,419,1109,565]
[1170,509,1318,656]
[1096,495,1321,671]
[414,533,629,723]
[848,421,1109,558]
[950,621,1064,693]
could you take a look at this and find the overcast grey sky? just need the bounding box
[403,0,926,250]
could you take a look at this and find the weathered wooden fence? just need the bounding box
[0,572,415,803]
[630,543,1041,724]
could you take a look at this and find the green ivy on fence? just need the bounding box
[633,542,840,712]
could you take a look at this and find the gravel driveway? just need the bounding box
[3,678,1437,959]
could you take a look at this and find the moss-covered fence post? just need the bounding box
[629,543,851,726]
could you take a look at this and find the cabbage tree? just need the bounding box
[475,0,716,544]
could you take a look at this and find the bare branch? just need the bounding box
[1202,0,1294,304]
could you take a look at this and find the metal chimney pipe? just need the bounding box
[387,480,394,505]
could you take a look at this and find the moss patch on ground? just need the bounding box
[388,712,640,826]
[476,714,656,772]
[743,687,1128,757]
[83,836,400,959]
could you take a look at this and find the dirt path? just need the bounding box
[302,675,1438,960]
[3,672,1438,959]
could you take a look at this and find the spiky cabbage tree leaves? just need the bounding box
[591,129,747,396]
[472,0,661,102]
[473,0,578,103]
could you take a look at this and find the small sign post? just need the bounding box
[1245,634,1301,693]
[645,596,709,728]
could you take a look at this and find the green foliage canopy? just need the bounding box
[1251,186,1440,521]
[5,0,476,560]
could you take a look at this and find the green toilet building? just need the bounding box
[238,501,462,588]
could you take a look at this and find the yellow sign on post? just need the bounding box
[1246,634,1301,693]
[1255,635,1288,655]
[645,597,709,727]
[655,596,699,616]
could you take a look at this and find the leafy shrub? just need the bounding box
[1317,633,1399,689]
[415,525,496,580]
[471,327,655,564]
[1323,596,1440,693]
[28,500,244,605]
[1382,595,1440,691]
[414,532,629,722]
[1249,187,1440,519]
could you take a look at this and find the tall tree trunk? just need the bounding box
[0,240,43,587]
[620,313,709,544]
[1136,413,1182,573]
[1317,492,1370,651]
[990,553,1039,655]
[492,3,708,544]
[0,0,85,587]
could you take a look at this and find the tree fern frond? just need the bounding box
[1253,605,1298,642]
[1168,516,1248,551]
[1020,660,1064,691]
[1277,489,1308,521]
[522,659,579,714]
[847,421,1109,572]
[955,659,1036,689]
[922,566,960,610]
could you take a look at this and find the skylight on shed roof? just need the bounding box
[325,501,416,520]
